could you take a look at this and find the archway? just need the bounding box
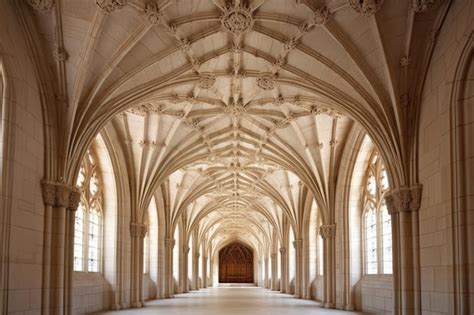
[219,242,254,283]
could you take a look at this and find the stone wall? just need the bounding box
[417,0,473,314]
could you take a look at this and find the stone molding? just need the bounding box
[319,224,336,240]
[129,222,147,238]
[347,0,384,16]
[384,185,423,215]
[28,0,54,13]
[41,180,81,211]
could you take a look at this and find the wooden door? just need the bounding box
[219,242,254,283]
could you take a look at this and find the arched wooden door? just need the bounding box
[219,242,254,283]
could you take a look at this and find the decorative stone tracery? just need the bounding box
[256,74,276,91]
[198,74,216,89]
[221,3,254,35]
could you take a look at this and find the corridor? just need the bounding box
[99,286,364,315]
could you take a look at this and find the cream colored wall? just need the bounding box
[0,2,46,314]
[417,1,473,314]
[72,273,112,314]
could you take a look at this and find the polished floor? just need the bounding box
[98,286,364,314]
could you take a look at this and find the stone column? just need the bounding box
[385,185,422,315]
[264,256,270,288]
[164,238,175,298]
[293,239,303,298]
[202,255,208,288]
[271,253,277,290]
[320,224,336,309]
[182,246,190,292]
[130,222,147,307]
[279,247,287,293]
[193,251,200,290]
[41,180,80,315]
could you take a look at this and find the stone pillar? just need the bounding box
[271,253,277,290]
[385,185,422,315]
[182,246,190,292]
[320,224,336,309]
[130,222,147,307]
[193,251,200,290]
[279,247,287,293]
[202,255,208,288]
[164,238,175,298]
[41,180,80,315]
[264,256,269,288]
[293,239,303,298]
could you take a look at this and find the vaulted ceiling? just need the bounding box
[25,0,443,252]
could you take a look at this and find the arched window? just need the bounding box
[288,228,295,282]
[74,150,103,272]
[362,151,391,275]
[309,200,318,280]
[143,233,150,274]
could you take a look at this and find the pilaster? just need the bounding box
[279,247,287,293]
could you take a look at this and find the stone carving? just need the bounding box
[96,0,127,13]
[400,55,411,67]
[384,185,423,215]
[312,6,331,25]
[54,48,69,62]
[412,0,442,12]
[28,0,54,13]
[41,180,82,210]
[198,74,216,89]
[347,0,384,16]
[256,74,276,91]
[293,239,302,248]
[183,246,190,253]
[165,238,176,248]
[221,3,254,35]
[319,224,336,239]
[144,1,162,25]
[279,247,287,254]
[130,223,147,238]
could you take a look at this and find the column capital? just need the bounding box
[293,239,303,249]
[183,246,190,253]
[279,247,287,254]
[41,180,81,211]
[319,224,336,240]
[384,184,422,215]
[271,253,277,258]
[130,222,147,238]
[194,252,200,259]
[165,238,175,248]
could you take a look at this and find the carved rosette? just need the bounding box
[144,1,162,25]
[54,48,69,62]
[198,74,216,89]
[319,224,336,240]
[221,4,254,35]
[256,75,276,91]
[130,223,147,238]
[412,0,442,12]
[313,6,331,25]
[384,185,423,215]
[96,0,128,13]
[347,0,384,16]
[28,0,55,13]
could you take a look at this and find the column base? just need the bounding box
[324,302,335,309]
[345,304,355,311]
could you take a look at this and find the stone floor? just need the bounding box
[98,286,365,314]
